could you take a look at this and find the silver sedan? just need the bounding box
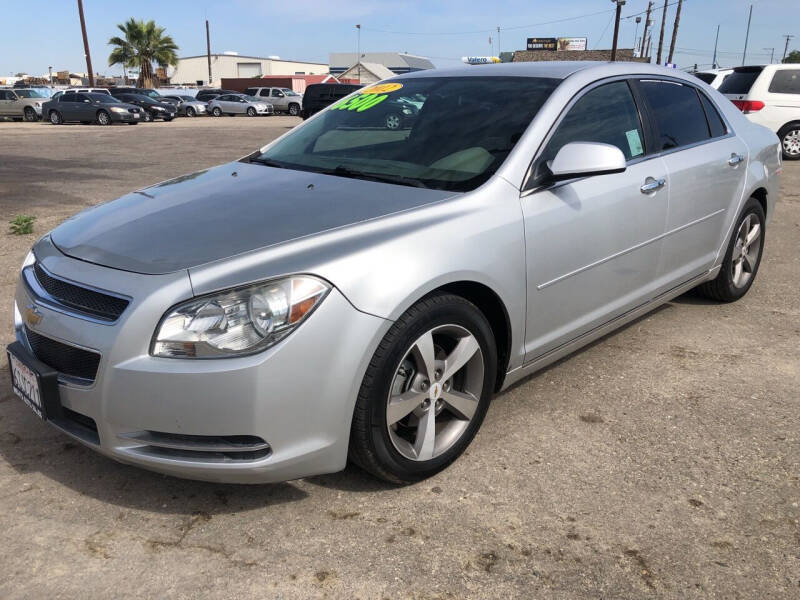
[162,95,208,117]
[207,93,274,117]
[8,62,780,484]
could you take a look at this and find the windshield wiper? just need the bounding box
[249,156,285,168]
[329,165,429,189]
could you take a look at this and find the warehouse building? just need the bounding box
[329,52,434,77]
[167,53,328,86]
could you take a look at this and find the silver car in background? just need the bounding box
[207,93,274,117]
[0,88,47,121]
[8,62,780,485]
[162,94,208,117]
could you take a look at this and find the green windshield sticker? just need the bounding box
[625,129,644,157]
[330,93,389,112]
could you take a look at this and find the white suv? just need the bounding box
[719,64,800,159]
[694,68,734,89]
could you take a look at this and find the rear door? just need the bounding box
[765,68,800,136]
[0,91,9,115]
[59,92,79,120]
[718,66,763,103]
[637,79,748,289]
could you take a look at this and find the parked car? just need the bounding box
[693,68,734,89]
[718,64,800,159]
[301,83,362,119]
[112,93,177,121]
[244,86,303,116]
[110,87,179,106]
[195,88,238,102]
[0,88,47,121]
[161,94,208,117]
[42,92,142,125]
[207,93,274,117]
[8,62,780,485]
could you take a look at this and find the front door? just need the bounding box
[522,80,669,361]
[0,90,9,115]
[637,79,750,289]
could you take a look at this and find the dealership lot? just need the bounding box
[0,118,798,598]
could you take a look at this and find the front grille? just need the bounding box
[33,262,129,321]
[25,327,100,381]
[121,431,271,463]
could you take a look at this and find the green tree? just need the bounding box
[108,18,178,88]
[783,50,800,63]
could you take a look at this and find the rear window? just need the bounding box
[768,69,800,94]
[640,81,710,150]
[698,94,727,138]
[718,67,763,95]
[694,73,716,84]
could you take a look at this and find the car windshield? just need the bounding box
[254,76,559,192]
[718,67,763,94]
[244,95,261,102]
[281,88,299,96]
[142,90,162,99]
[177,95,196,101]
[16,90,46,98]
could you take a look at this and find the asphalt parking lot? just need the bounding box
[0,117,798,599]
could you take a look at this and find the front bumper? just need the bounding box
[109,111,141,122]
[12,238,390,483]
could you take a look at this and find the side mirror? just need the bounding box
[548,142,627,182]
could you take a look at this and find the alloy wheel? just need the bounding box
[386,324,484,461]
[97,111,110,126]
[385,114,401,130]
[731,213,762,288]
[782,129,800,157]
[24,107,37,122]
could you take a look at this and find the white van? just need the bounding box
[694,68,734,89]
[719,64,800,159]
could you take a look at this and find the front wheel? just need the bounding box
[246,107,257,117]
[24,107,38,122]
[185,106,196,117]
[696,197,765,302]
[142,111,152,122]
[162,116,173,122]
[384,112,401,130]
[96,110,111,126]
[778,124,800,160]
[288,103,300,116]
[349,293,497,483]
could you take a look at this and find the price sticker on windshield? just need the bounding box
[359,82,403,95]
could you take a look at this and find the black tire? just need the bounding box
[288,103,300,117]
[163,116,174,122]
[211,107,222,117]
[384,112,402,130]
[142,111,152,122]
[23,107,38,122]
[349,293,497,483]
[185,106,196,117]
[778,123,800,160]
[246,107,257,117]
[696,197,766,302]
[49,110,63,125]
[96,110,111,126]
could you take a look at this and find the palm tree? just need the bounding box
[108,18,178,88]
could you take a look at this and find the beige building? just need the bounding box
[339,62,396,85]
[168,53,328,86]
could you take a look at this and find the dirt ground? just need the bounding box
[0,117,798,599]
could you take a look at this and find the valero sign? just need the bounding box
[461,56,501,65]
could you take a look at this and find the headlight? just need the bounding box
[21,250,35,271]
[152,106,164,111]
[109,106,127,113]
[151,276,330,358]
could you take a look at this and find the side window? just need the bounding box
[639,81,710,150]
[62,92,77,102]
[259,89,270,97]
[698,93,727,138]
[768,70,800,94]
[7,91,18,100]
[271,89,282,97]
[536,81,645,182]
[0,91,6,100]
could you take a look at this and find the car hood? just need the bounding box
[49,162,456,275]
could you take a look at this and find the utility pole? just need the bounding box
[667,0,682,65]
[763,47,775,63]
[712,24,720,68]
[356,24,361,83]
[742,4,752,65]
[76,0,94,86]
[205,20,212,85]
[497,26,501,56]
[783,35,795,62]
[640,2,653,58]
[48,66,53,85]
[633,17,641,56]
[610,0,625,62]
[656,0,668,65]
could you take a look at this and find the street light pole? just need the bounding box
[656,0,668,65]
[356,24,361,84]
[742,4,753,65]
[206,20,212,85]
[783,35,795,62]
[712,24,720,68]
[610,0,626,62]
[763,48,775,64]
[76,0,94,87]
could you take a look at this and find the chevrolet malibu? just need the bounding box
[7,62,781,484]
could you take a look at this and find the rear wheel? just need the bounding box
[49,110,63,125]
[211,107,222,117]
[349,293,497,483]
[696,197,765,302]
[288,103,300,116]
[778,124,800,160]
[23,107,38,122]
[96,110,111,126]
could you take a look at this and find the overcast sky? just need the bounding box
[2,0,798,76]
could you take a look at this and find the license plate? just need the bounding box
[8,350,44,419]
[133,113,140,118]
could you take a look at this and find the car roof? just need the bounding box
[398,61,707,83]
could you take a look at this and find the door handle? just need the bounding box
[640,177,666,194]
[728,153,745,166]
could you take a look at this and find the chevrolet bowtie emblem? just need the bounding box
[24,304,42,327]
